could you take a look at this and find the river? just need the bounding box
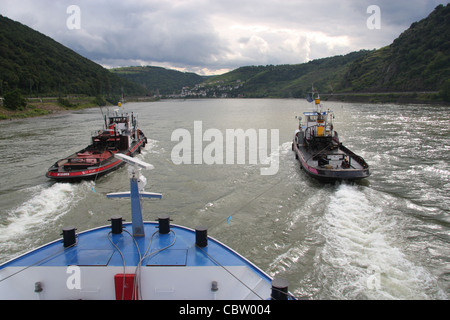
[0,99,448,299]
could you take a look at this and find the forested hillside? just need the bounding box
[203,50,370,98]
[342,4,450,92]
[0,15,146,98]
[110,66,206,96]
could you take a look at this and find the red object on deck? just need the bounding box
[114,274,138,300]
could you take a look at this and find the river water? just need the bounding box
[0,99,448,299]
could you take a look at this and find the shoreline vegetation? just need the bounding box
[0,95,159,121]
[1,92,447,121]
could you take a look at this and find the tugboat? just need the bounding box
[292,90,370,181]
[46,105,147,181]
[1,154,292,300]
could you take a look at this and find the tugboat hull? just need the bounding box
[292,136,370,182]
[46,110,148,181]
[46,137,147,181]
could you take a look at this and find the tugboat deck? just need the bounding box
[300,146,366,170]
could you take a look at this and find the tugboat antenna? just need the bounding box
[106,154,162,237]
[114,153,154,170]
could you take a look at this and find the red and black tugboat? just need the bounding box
[292,89,370,182]
[46,108,147,181]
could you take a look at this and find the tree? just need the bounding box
[4,89,27,110]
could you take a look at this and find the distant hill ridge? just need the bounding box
[342,3,450,92]
[201,50,370,98]
[0,15,145,98]
[110,66,207,96]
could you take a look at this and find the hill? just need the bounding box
[342,4,450,92]
[201,4,449,100]
[0,15,146,99]
[110,66,207,96]
[199,50,370,98]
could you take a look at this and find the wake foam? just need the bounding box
[0,182,92,250]
[317,184,446,299]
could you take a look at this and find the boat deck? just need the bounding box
[0,222,274,300]
[46,136,146,180]
[293,141,370,181]
[300,146,367,170]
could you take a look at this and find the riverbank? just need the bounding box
[0,102,64,120]
[0,96,97,121]
[321,91,448,105]
[1,93,447,121]
[0,96,159,121]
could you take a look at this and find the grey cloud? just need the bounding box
[73,1,230,66]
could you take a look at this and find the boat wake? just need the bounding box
[144,138,162,154]
[0,182,93,261]
[316,183,446,299]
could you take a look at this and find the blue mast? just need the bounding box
[106,154,162,237]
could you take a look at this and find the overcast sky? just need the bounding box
[0,0,447,75]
